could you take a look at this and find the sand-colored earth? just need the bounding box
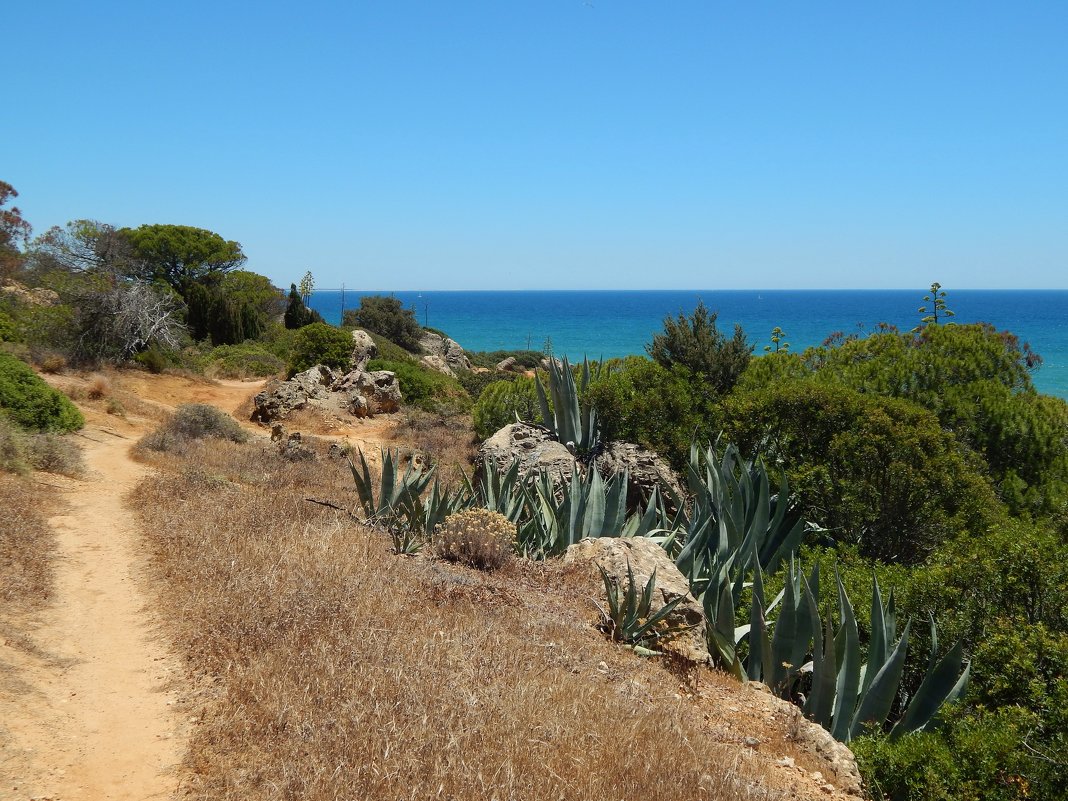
[0,375,270,800]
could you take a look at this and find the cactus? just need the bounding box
[535,355,604,453]
[597,560,692,653]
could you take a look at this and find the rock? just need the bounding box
[420,353,455,377]
[476,423,577,488]
[349,329,377,370]
[251,365,335,423]
[495,356,518,372]
[420,330,472,372]
[540,356,564,371]
[563,536,710,666]
[1,281,60,307]
[270,423,287,442]
[597,441,685,513]
[333,369,402,417]
[760,690,864,796]
[279,431,315,461]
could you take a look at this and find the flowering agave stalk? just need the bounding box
[535,355,604,453]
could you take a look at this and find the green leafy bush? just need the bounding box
[287,323,353,376]
[648,300,752,395]
[367,358,470,413]
[722,380,999,562]
[472,378,540,439]
[345,296,422,352]
[585,356,710,468]
[365,332,416,362]
[204,342,286,378]
[0,309,19,342]
[0,351,84,432]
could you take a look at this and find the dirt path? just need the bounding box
[0,416,185,800]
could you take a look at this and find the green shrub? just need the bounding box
[0,309,19,342]
[135,343,169,374]
[585,356,710,469]
[0,351,84,432]
[854,706,1058,801]
[287,323,353,376]
[472,378,540,439]
[345,296,422,352]
[365,332,416,362]
[647,300,752,395]
[204,342,286,378]
[722,380,999,563]
[458,368,517,399]
[140,403,248,453]
[367,358,470,413]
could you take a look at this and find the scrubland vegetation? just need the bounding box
[3,178,1067,799]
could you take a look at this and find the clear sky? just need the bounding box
[5,1,1067,290]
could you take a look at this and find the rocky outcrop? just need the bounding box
[564,536,710,665]
[1,281,60,307]
[251,364,401,423]
[420,354,454,377]
[251,365,335,422]
[349,329,377,370]
[476,423,576,487]
[420,331,472,374]
[334,369,402,417]
[597,442,685,513]
[495,356,518,372]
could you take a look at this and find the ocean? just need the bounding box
[307,290,1068,399]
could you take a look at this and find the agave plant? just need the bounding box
[596,561,692,654]
[741,562,971,744]
[535,355,604,453]
[516,465,669,558]
[348,448,436,526]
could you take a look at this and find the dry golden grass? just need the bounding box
[134,437,790,801]
[0,475,55,610]
[392,407,478,484]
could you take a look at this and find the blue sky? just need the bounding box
[5,1,1066,290]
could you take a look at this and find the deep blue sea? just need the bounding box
[307,290,1068,399]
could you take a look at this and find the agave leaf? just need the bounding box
[849,621,912,741]
[890,639,968,738]
[806,614,837,728]
[830,570,861,742]
[865,574,888,696]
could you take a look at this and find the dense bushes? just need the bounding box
[203,342,286,378]
[647,300,752,395]
[367,358,470,413]
[722,380,998,562]
[344,296,422,352]
[585,356,711,469]
[0,351,83,432]
[472,378,540,439]
[287,323,353,376]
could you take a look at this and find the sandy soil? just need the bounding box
[0,375,268,800]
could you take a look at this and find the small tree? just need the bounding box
[0,181,32,280]
[647,300,752,395]
[284,283,323,330]
[288,322,353,375]
[351,295,422,351]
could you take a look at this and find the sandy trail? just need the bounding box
[0,416,184,800]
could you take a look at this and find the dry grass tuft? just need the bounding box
[86,373,111,400]
[0,475,56,610]
[393,408,478,484]
[135,440,787,801]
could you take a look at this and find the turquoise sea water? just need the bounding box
[307,290,1068,399]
